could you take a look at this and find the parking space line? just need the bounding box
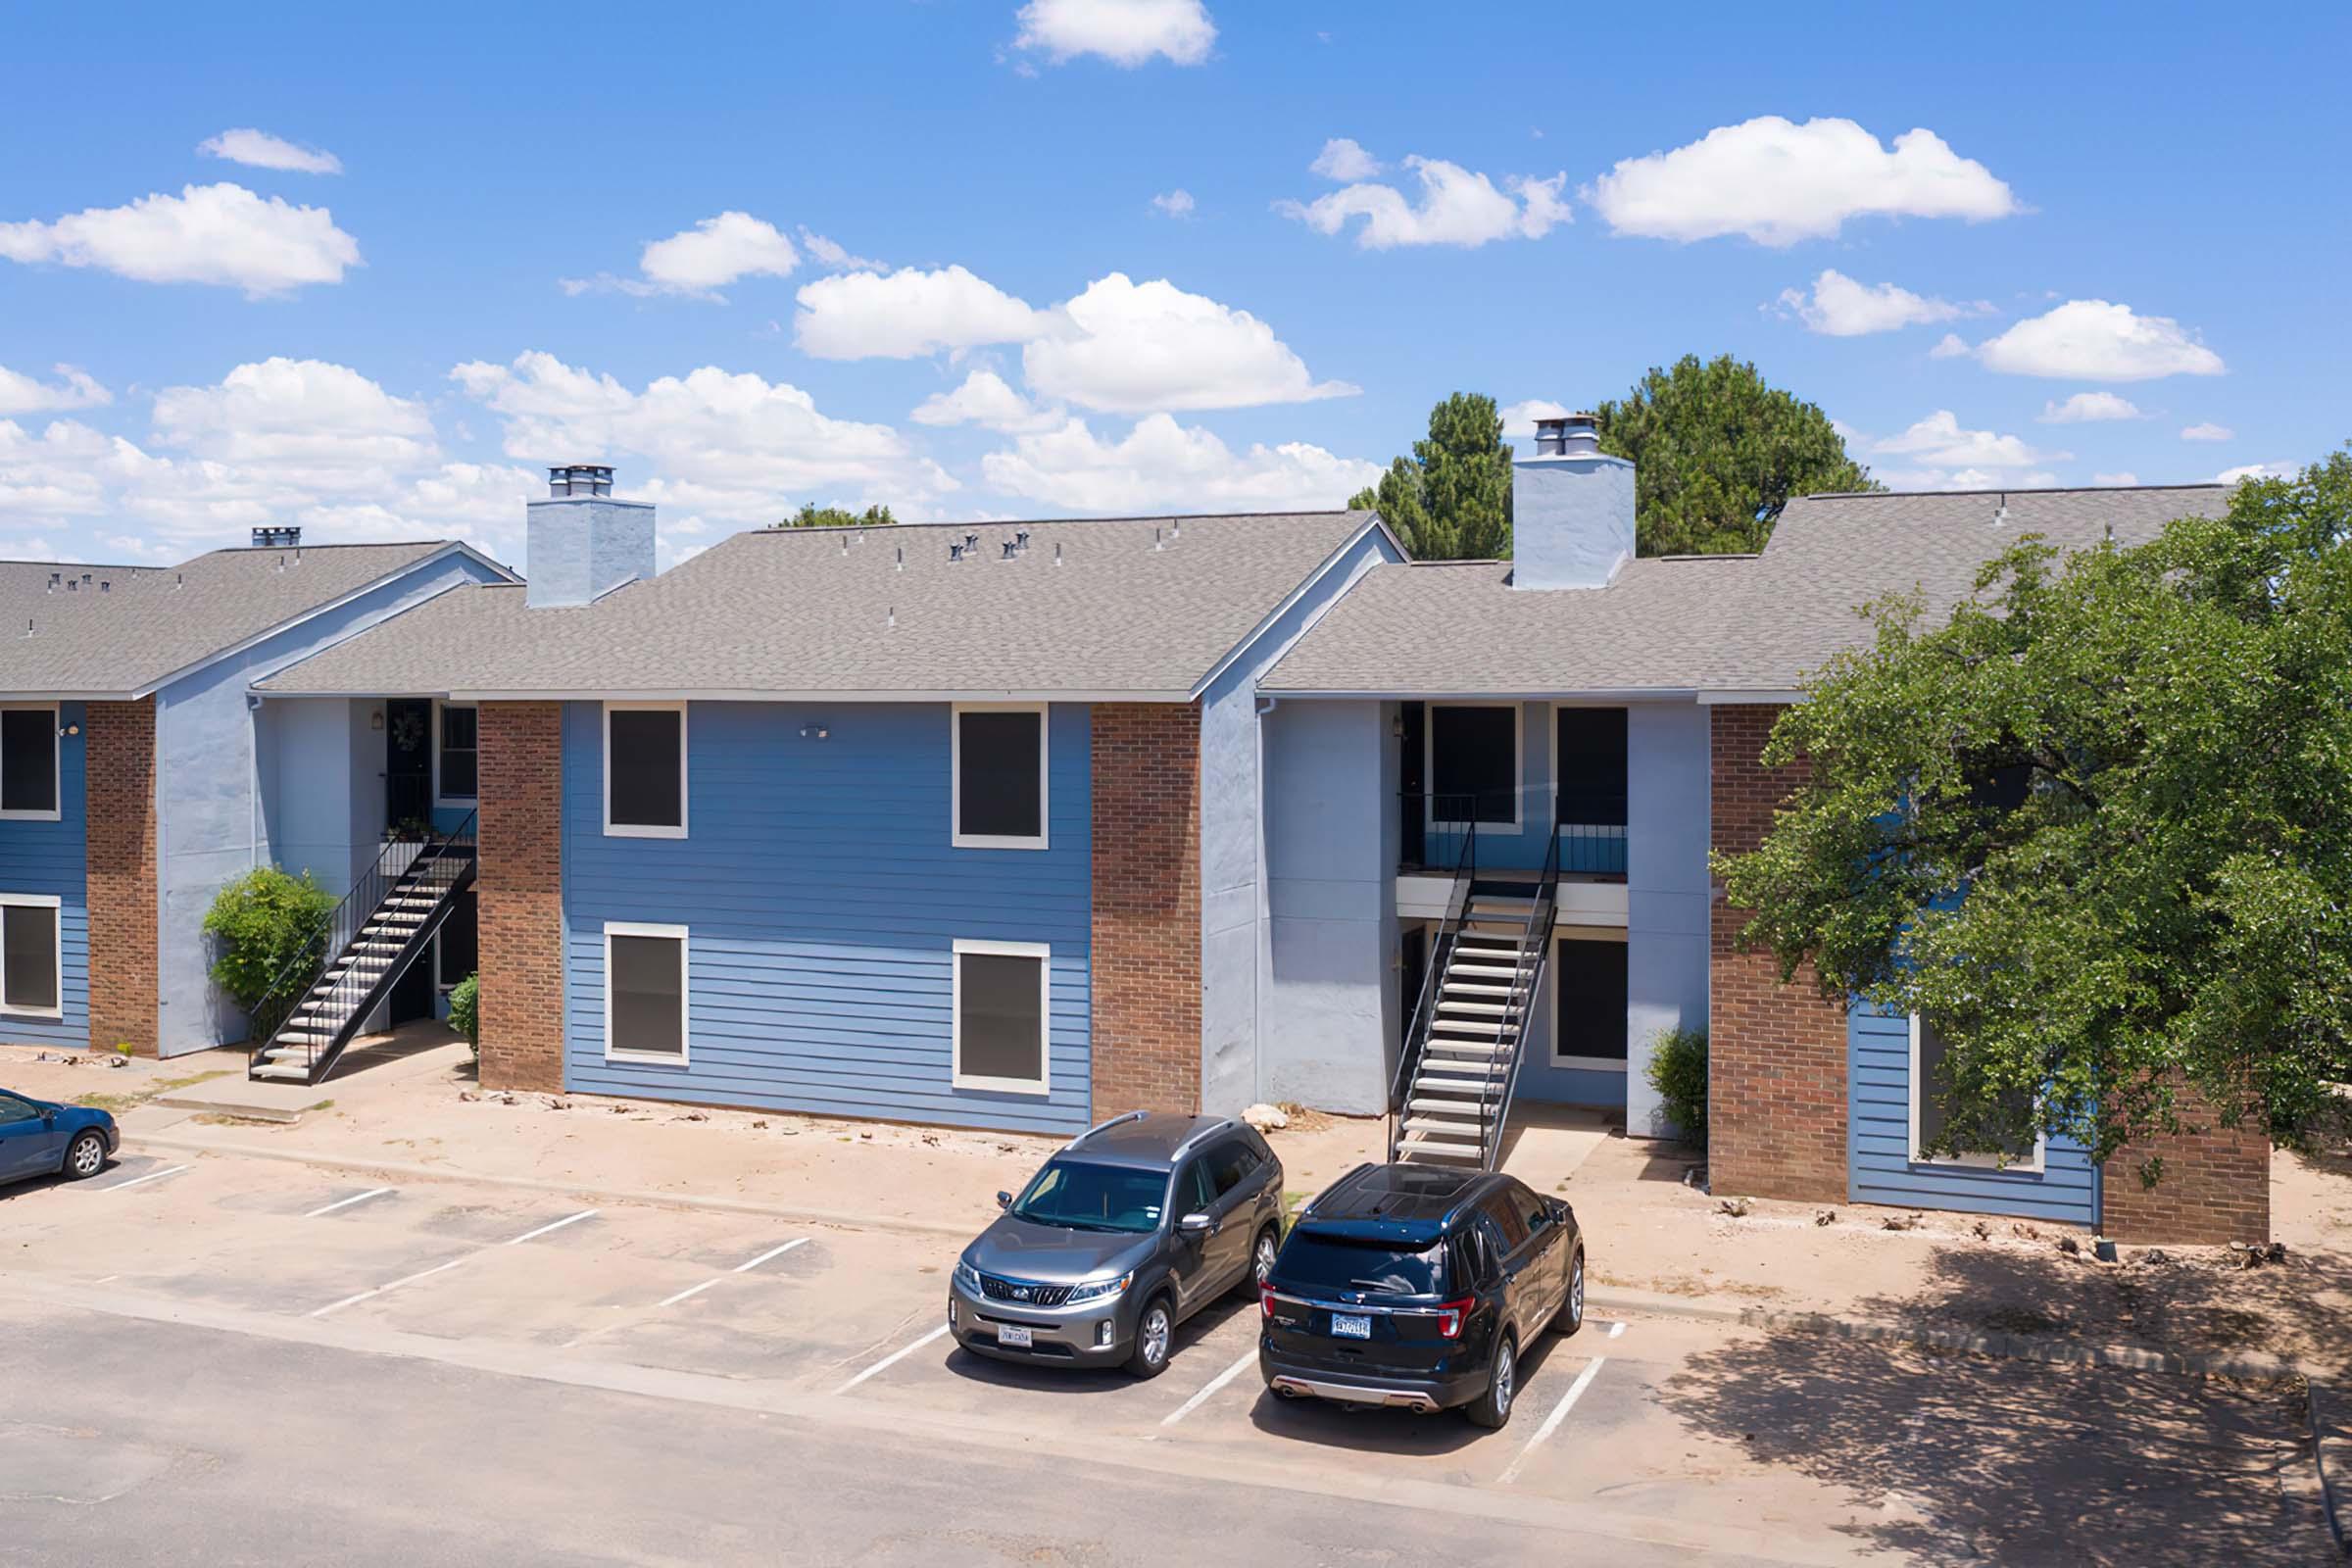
[836,1323,951,1393]
[1496,1355,1608,1485]
[304,1187,393,1218]
[1157,1346,1259,1429]
[656,1236,810,1308]
[308,1208,602,1319]
[507,1208,599,1245]
[99,1164,188,1192]
[1607,1319,1626,1339]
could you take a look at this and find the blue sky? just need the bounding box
[4,1,2346,570]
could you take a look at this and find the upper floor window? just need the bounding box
[952,704,1047,850]
[0,893,62,1016]
[1554,707,1628,827]
[1427,703,1520,830]
[605,702,686,838]
[435,703,478,805]
[0,704,60,820]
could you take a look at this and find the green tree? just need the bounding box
[203,866,337,1013]
[774,503,897,529]
[1347,392,1513,560]
[1718,450,2352,1169]
[1593,354,1877,557]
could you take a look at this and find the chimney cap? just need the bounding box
[547,464,614,499]
[252,524,302,549]
[1532,411,1601,458]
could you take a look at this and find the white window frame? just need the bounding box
[1549,927,1630,1071]
[0,703,62,823]
[432,700,478,808]
[603,701,688,840]
[951,937,1052,1096]
[603,920,690,1066]
[950,702,1050,851]
[1908,1011,2046,1174]
[0,892,64,1018]
[1425,701,1523,833]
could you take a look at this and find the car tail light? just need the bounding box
[1259,1285,1278,1319]
[1434,1297,1476,1339]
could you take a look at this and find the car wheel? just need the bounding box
[1557,1249,1586,1337]
[1125,1295,1174,1380]
[1245,1225,1281,1292]
[62,1130,107,1181]
[1466,1333,1517,1430]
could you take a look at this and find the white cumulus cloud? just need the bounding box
[2180,421,2233,442]
[1150,189,1196,218]
[980,413,1378,514]
[794,265,1051,360]
[564,212,802,300]
[1012,0,1215,66]
[196,127,343,175]
[2092,472,2140,486]
[2217,463,2295,484]
[1874,410,2067,471]
[1499,399,1572,438]
[1585,117,2019,246]
[797,229,883,272]
[1279,155,1569,249]
[1309,137,1383,181]
[0,182,360,296]
[0,364,110,416]
[2039,391,2145,423]
[1773,269,1988,336]
[1960,300,2225,381]
[909,369,1064,433]
[153,358,437,488]
[1022,272,1356,412]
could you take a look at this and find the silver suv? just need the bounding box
[948,1110,1286,1378]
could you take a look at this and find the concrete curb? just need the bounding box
[2313,1379,2351,1558]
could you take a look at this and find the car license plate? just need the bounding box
[1330,1313,1372,1340]
[997,1324,1034,1348]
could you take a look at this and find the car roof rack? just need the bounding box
[1063,1107,1150,1151]
[1166,1117,1235,1164]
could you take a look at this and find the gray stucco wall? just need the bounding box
[1511,451,1636,591]
[1623,701,1710,1136]
[526,497,655,609]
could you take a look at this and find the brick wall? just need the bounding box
[83,698,158,1054]
[2101,1076,2271,1245]
[476,703,564,1094]
[1708,704,1849,1201]
[1090,703,1202,1118]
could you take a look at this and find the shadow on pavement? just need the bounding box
[1243,1330,1579,1458]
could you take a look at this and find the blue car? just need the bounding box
[0,1088,119,1186]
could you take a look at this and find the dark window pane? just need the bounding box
[439,707,477,800]
[439,891,477,988]
[958,951,1044,1084]
[1479,1194,1531,1250]
[1430,706,1516,824]
[1555,708,1628,826]
[1278,1232,1448,1296]
[1915,1016,2035,1161]
[610,710,683,828]
[439,706,477,751]
[1206,1139,1253,1197]
[3,904,58,1012]
[610,933,684,1056]
[1,710,57,813]
[0,1092,39,1125]
[1554,939,1628,1060]
[957,710,1043,840]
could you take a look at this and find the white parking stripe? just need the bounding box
[304,1187,393,1218]
[657,1236,808,1309]
[836,1323,951,1393]
[1158,1346,1259,1428]
[309,1209,600,1318]
[1496,1356,1607,1485]
[1607,1319,1627,1339]
[507,1208,598,1245]
[657,1277,723,1308]
[100,1164,188,1192]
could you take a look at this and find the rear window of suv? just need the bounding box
[1277,1231,1449,1298]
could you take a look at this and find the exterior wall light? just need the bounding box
[800,723,829,740]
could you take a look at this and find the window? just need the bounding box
[0,705,59,820]
[952,938,1050,1094]
[952,704,1047,849]
[1478,1192,1531,1252]
[604,703,686,838]
[1204,1138,1257,1199]
[436,890,477,991]
[435,703,478,804]
[604,922,687,1063]
[1554,707,1628,827]
[1553,933,1629,1067]
[1910,1013,2043,1172]
[0,895,62,1017]
[1427,704,1520,828]
[0,1091,41,1126]
[1173,1158,1215,1218]
[1011,1158,1168,1233]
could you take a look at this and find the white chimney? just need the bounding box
[1512,412,1634,590]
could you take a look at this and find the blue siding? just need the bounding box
[1847,1000,2097,1225]
[0,702,89,1049]
[561,700,1093,1134]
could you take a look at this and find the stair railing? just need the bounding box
[1477,819,1562,1170]
[1387,810,1477,1160]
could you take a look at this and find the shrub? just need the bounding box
[447,971,480,1057]
[203,867,337,1013]
[1645,1026,1709,1149]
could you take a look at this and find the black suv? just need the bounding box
[1257,1162,1584,1428]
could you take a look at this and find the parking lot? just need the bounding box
[2,1149,2328,1565]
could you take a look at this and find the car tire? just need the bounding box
[1241,1224,1281,1296]
[61,1130,107,1182]
[1465,1333,1517,1430]
[1555,1248,1586,1337]
[1125,1294,1174,1380]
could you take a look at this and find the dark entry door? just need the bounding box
[1399,924,1428,1051]
[1398,702,1425,868]
[388,947,435,1027]
[385,698,432,832]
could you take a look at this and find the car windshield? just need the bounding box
[1008,1158,1167,1234]
[1277,1231,1448,1297]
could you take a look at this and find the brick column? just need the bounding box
[1090,703,1201,1117]
[477,702,564,1093]
[1707,704,1848,1201]
[2100,1076,2271,1245]
[84,699,159,1055]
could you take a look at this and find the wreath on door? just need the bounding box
[389,708,427,754]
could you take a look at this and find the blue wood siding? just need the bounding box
[0,702,89,1049]
[1847,1000,2097,1225]
[560,700,1092,1134]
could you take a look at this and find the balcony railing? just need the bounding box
[1401,787,1627,877]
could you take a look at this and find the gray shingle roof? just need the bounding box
[0,543,473,698]
[260,512,1381,700]
[1263,484,2231,697]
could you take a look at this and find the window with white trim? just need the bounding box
[1427,703,1520,829]
[1909,1012,2044,1172]
[0,894,63,1017]
[605,922,688,1063]
[435,703,477,805]
[952,939,1050,1094]
[0,704,60,820]
[952,704,1048,849]
[605,702,686,838]
[1552,931,1629,1068]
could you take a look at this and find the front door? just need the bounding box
[385,698,432,834]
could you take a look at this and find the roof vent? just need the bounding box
[1001,539,1020,562]
[547,465,612,499]
[1533,412,1601,458]
[252,525,301,549]
[46,571,58,592]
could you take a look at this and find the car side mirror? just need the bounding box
[1178,1212,1213,1236]
[995,1191,1012,1210]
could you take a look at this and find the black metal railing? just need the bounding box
[1387,818,1476,1160]
[246,811,476,1084]
[1477,824,1561,1170]
[385,773,435,838]
[1400,787,1627,877]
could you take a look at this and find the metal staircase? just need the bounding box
[247,812,476,1086]
[1388,817,1560,1169]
